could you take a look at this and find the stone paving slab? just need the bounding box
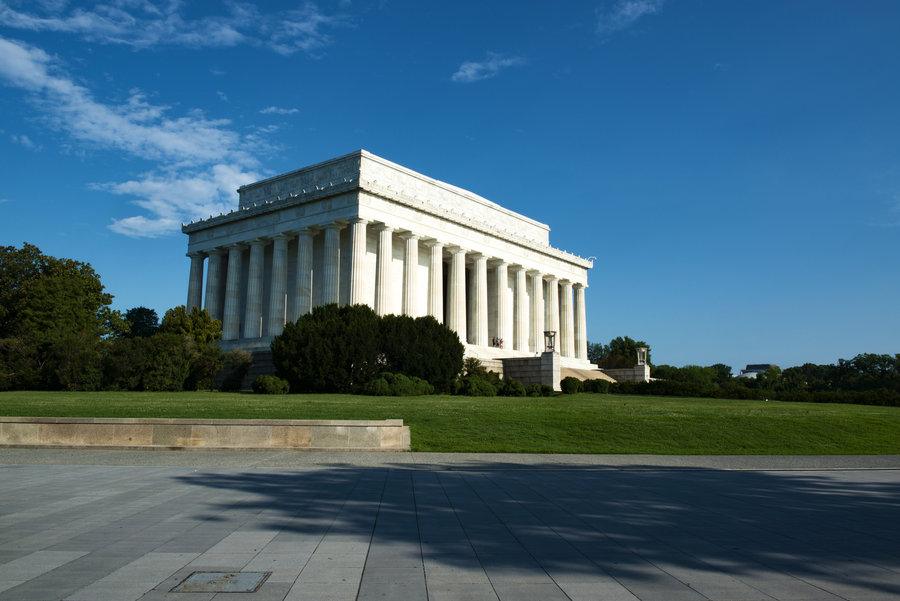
[0,451,898,600]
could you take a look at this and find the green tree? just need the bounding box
[0,243,124,390]
[160,305,222,345]
[124,307,159,338]
[589,336,651,368]
[273,304,382,393]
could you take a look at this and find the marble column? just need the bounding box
[401,233,420,317]
[472,254,488,347]
[425,240,444,323]
[494,261,508,348]
[204,249,225,320]
[243,238,266,339]
[322,223,343,306]
[222,244,245,340]
[574,283,587,360]
[447,247,467,340]
[348,218,368,306]
[293,228,314,319]
[513,266,528,351]
[560,280,574,357]
[374,224,394,315]
[186,252,205,310]
[546,276,560,346]
[529,270,544,352]
[267,233,290,337]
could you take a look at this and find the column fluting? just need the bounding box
[425,241,444,323]
[560,280,575,357]
[472,254,488,347]
[267,233,290,337]
[374,224,394,316]
[204,250,225,321]
[322,223,343,305]
[222,244,245,340]
[293,228,314,319]
[513,266,528,351]
[546,276,560,345]
[447,247,467,340]
[574,283,587,360]
[494,261,508,349]
[348,218,369,306]
[243,238,266,339]
[529,270,544,352]
[186,252,205,310]
[401,233,420,317]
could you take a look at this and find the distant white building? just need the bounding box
[737,364,775,379]
[181,150,596,374]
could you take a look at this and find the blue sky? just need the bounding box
[1,0,898,372]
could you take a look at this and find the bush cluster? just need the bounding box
[450,358,553,397]
[364,372,434,396]
[272,304,463,394]
[252,375,290,394]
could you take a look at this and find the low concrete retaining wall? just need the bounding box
[0,417,410,451]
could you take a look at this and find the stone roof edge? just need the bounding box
[358,150,550,234]
[182,152,592,270]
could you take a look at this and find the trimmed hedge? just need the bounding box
[252,375,289,394]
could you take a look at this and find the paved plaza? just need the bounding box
[0,450,898,601]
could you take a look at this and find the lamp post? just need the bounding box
[543,330,557,353]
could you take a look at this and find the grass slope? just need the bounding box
[2,391,899,454]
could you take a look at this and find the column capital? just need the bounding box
[527,268,543,277]
[469,252,488,261]
[296,225,319,236]
[350,217,369,225]
[398,231,420,241]
[573,282,586,290]
[544,274,560,283]
[375,222,394,233]
[227,242,247,251]
[324,221,346,231]
[207,247,227,257]
[272,232,293,241]
[422,238,443,248]
[186,250,207,259]
[248,237,267,247]
[447,245,468,255]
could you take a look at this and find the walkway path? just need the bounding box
[1,450,898,601]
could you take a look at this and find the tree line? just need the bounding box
[589,335,900,406]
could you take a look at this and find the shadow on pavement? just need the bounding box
[176,462,900,598]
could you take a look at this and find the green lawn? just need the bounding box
[2,391,899,454]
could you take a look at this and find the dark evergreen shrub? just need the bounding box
[500,379,526,397]
[380,314,464,393]
[583,378,610,393]
[364,376,392,396]
[525,383,544,397]
[273,304,381,393]
[220,349,253,392]
[252,375,289,394]
[560,376,584,394]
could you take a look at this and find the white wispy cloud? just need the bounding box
[11,133,38,149]
[452,52,524,84]
[260,106,300,115]
[0,1,344,55]
[596,0,664,36]
[0,35,264,238]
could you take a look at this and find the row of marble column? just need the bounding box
[187,220,589,359]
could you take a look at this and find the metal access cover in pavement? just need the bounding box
[171,571,271,593]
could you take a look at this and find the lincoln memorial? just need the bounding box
[182,150,596,372]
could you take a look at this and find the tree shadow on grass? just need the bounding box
[176,463,900,599]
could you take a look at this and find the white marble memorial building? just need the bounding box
[182,150,595,370]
